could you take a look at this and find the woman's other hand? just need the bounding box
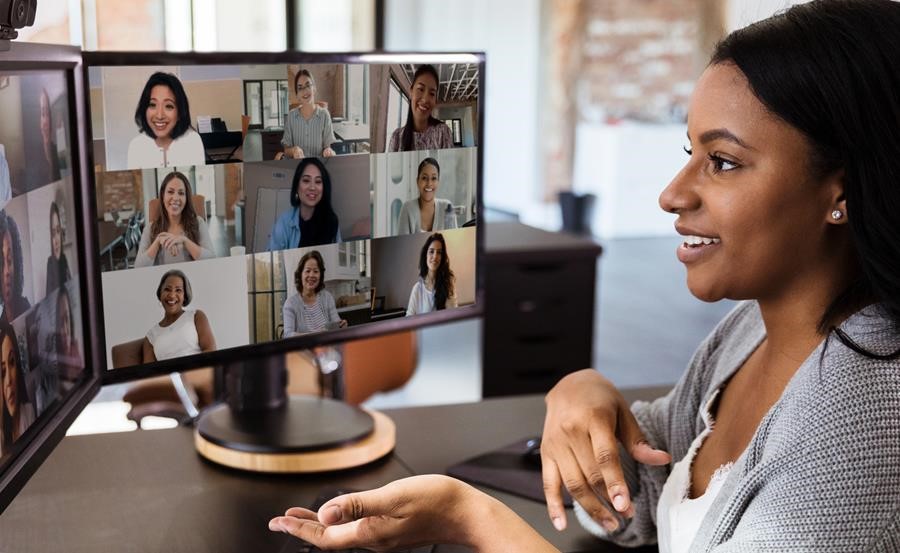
[286,146,304,159]
[322,147,336,158]
[269,475,559,552]
[542,369,671,532]
[338,319,348,328]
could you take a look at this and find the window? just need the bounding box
[247,251,287,342]
[244,79,289,130]
[385,77,409,148]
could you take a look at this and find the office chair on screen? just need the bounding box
[119,331,418,427]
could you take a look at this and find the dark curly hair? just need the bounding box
[294,250,326,294]
[133,72,193,140]
[418,233,455,310]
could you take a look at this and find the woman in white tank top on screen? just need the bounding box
[142,269,216,362]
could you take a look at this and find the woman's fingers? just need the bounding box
[550,438,620,532]
[540,454,567,531]
[616,402,671,467]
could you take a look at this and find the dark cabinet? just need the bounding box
[482,221,602,397]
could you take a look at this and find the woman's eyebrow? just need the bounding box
[695,128,756,151]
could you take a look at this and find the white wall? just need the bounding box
[386,0,541,218]
[100,256,250,368]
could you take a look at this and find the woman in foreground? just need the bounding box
[269,1,900,550]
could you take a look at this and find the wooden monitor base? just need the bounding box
[194,398,396,473]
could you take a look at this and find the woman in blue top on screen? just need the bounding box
[268,158,341,250]
[1,321,35,447]
[134,171,215,267]
[278,70,336,160]
[282,250,346,337]
[127,72,205,169]
[397,157,458,235]
[0,212,30,322]
[388,65,453,152]
[406,233,457,316]
[45,202,71,295]
[142,269,216,363]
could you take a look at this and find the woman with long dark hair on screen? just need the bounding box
[1,321,35,446]
[142,269,216,363]
[134,171,214,267]
[397,157,458,235]
[282,250,346,337]
[127,72,205,169]
[45,201,71,295]
[278,69,336,160]
[268,158,341,250]
[406,233,457,316]
[270,2,900,550]
[55,286,82,381]
[388,64,453,152]
[0,211,31,321]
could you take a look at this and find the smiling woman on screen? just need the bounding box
[127,72,205,169]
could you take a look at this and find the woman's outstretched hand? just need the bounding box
[541,369,671,533]
[269,475,560,552]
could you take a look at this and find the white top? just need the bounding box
[406,277,458,316]
[126,129,205,169]
[146,309,200,361]
[656,388,733,553]
[573,387,733,551]
[397,198,458,235]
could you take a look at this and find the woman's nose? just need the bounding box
[659,163,698,215]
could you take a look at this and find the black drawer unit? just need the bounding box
[482,221,602,397]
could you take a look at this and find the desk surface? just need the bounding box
[0,393,666,553]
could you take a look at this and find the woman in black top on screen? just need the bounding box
[1,320,35,447]
[45,202,71,295]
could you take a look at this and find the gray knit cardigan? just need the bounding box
[599,301,900,552]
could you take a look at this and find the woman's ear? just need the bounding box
[826,169,848,225]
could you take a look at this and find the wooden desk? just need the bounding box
[0,393,666,552]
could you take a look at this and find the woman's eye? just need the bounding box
[708,154,739,173]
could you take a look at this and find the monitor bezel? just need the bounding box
[81,51,486,385]
[0,42,103,514]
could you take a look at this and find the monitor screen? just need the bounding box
[84,53,483,382]
[0,42,100,513]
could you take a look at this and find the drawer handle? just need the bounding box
[516,334,556,344]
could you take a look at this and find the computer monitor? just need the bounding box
[0,42,102,513]
[84,51,484,468]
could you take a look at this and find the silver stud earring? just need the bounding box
[831,209,843,221]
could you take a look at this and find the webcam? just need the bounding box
[1,0,37,51]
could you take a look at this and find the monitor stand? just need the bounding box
[193,348,396,473]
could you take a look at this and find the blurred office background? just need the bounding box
[19,0,805,430]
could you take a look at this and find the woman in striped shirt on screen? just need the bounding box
[282,250,346,337]
[279,69,336,160]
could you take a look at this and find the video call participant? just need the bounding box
[45,201,71,295]
[282,250,347,337]
[1,320,35,446]
[397,157,458,235]
[279,69,336,160]
[270,1,900,551]
[406,233,457,316]
[37,89,61,186]
[127,72,205,169]
[55,287,82,381]
[0,145,10,207]
[0,211,31,321]
[268,158,341,250]
[135,171,214,267]
[142,269,216,363]
[389,65,452,152]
